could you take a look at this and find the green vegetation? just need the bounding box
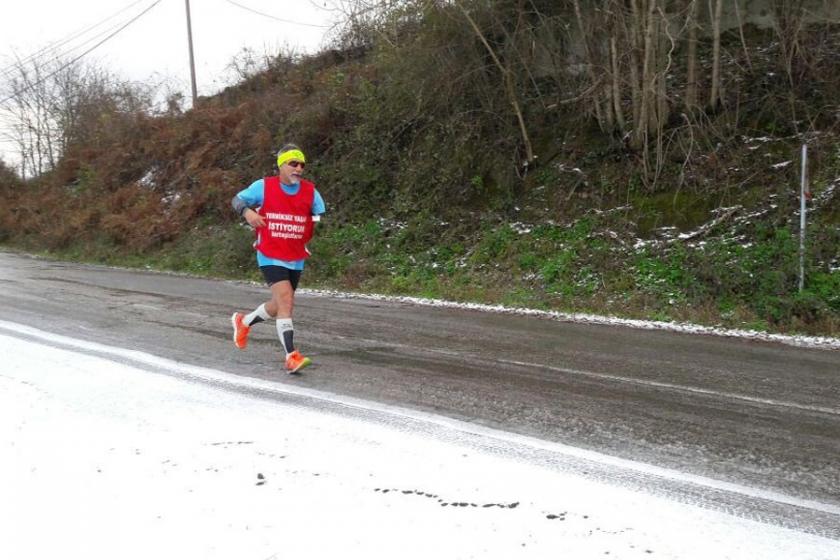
[1,2,838,336]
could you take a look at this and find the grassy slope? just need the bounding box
[0,23,838,336]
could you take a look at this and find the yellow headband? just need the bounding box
[277,149,306,168]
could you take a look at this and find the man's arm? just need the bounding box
[312,189,326,223]
[233,180,267,228]
[231,195,250,216]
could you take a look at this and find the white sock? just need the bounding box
[276,318,294,357]
[244,303,271,326]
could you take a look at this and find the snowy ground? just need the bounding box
[1,322,838,560]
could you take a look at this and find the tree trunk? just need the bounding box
[654,10,670,183]
[638,0,658,153]
[572,0,606,129]
[733,0,753,70]
[625,0,643,148]
[685,0,699,111]
[610,34,627,132]
[709,0,724,108]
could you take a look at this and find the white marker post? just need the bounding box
[798,144,808,292]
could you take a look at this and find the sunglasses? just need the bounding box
[287,161,305,169]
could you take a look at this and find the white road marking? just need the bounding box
[500,358,840,416]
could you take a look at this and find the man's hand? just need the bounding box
[244,208,266,228]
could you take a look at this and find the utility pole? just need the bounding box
[184,0,198,108]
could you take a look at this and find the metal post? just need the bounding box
[798,144,807,292]
[184,0,198,108]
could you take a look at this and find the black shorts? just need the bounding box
[260,266,302,290]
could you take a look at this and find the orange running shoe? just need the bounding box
[285,350,312,374]
[231,312,250,350]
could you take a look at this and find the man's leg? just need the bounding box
[268,279,296,357]
[235,266,309,371]
[269,272,309,372]
[232,301,273,350]
[244,303,272,326]
[231,266,290,351]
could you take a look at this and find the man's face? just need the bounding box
[279,160,305,185]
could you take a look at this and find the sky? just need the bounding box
[1,318,839,559]
[0,0,343,164]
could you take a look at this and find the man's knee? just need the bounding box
[271,285,294,314]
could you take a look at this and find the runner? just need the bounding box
[229,144,326,373]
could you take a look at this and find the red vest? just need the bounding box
[254,176,315,261]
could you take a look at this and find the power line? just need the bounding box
[223,0,332,28]
[0,0,163,107]
[1,11,150,84]
[0,0,147,79]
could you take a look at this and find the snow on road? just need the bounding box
[0,323,837,560]
[304,289,840,350]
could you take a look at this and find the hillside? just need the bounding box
[0,2,838,336]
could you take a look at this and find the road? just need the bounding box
[1,250,838,539]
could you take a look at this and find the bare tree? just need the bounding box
[572,0,607,130]
[2,57,58,178]
[454,0,535,166]
[1,56,153,179]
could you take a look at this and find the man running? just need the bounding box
[230,144,326,373]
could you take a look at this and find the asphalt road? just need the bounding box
[1,251,838,537]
